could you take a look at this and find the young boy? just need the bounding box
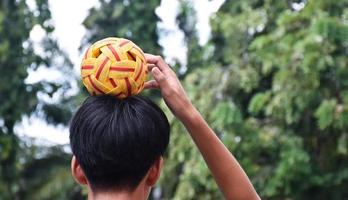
[69,54,260,200]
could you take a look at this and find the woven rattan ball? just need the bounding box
[80,37,148,98]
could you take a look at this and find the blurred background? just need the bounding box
[0,0,348,199]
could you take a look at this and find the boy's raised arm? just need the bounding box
[144,54,260,200]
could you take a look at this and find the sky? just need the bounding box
[16,0,224,145]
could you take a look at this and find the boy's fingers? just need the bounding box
[145,54,169,72]
[151,67,167,87]
[144,53,158,63]
[147,64,156,71]
[144,80,159,89]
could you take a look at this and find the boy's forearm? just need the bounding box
[180,105,260,200]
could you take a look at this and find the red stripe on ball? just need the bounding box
[125,78,132,96]
[88,76,105,94]
[108,44,121,61]
[110,66,135,72]
[95,58,109,80]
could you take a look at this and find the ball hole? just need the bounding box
[92,49,102,58]
[127,52,137,61]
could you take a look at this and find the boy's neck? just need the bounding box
[87,185,150,200]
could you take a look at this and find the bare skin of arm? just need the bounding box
[144,54,260,200]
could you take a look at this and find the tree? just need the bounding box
[18,143,83,200]
[175,0,205,77]
[0,0,73,199]
[82,0,162,55]
[160,0,348,199]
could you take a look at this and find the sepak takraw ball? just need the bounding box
[81,37,148,98]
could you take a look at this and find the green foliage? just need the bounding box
[248,91,271,115]
[82,0,162,54]
[0,0,73,199]
[211,101,242,130]
[160,0,348,199]
[19,145,83,200]
[1,0,347,199]
[175,0,206,76]
[315,99,337,130]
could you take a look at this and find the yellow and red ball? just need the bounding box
[81,37,148,98]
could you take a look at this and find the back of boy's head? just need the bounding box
[69,95,170,192]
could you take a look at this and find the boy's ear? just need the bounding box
[71,156,88,185]
[146,157,164,187]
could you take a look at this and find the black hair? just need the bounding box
[69,95,170,192]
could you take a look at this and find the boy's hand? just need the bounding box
[144,53,194,120]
